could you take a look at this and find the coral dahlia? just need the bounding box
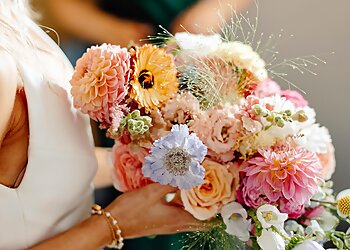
[70,43,130,128]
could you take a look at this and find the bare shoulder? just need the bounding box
[0,49,18,145]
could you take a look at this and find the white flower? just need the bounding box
[261,95,296,137]
[175,32,222,57]
[316,209,339,231]
[293,240,325,250]
[213,41,267,80]
[262,95,296,113]
[305,220,325,241]
[310,181,335,207]
[296,124,331,154]
[257,204,288,231]
[284,220,304,236]
[336,189,350,218]
[257,228,285,250]
[294,107,316,129]
[221,202,251,242]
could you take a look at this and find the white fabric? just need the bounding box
[0,20,97,249]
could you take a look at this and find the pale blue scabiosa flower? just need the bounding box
[142,124,207,189]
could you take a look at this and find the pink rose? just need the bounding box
[191,104,241,162]
[254,78,281,98]
[280,89,308,108]
[317,143,336,180]
[237,177,271,208]
[279,199,305,219]
[111,141,152,192]
[180,159,236,220]
[162,92,201,126]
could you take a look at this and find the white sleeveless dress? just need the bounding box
[0,20,97,249]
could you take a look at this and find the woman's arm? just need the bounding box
[0,51,18,147]
[44,0,153,46]
[94,147,113,188]
[29,215,110,250]
[171,0,252,34]
[29,183,205,249]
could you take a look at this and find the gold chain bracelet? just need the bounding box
[91,204,124,249]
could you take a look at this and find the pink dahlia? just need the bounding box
[70,43,131,128]
[239,146,322,217]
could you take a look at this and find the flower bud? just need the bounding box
[292,110,308,122]
[275,116,285,127]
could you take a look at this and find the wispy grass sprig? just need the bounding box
[181,219,247,250]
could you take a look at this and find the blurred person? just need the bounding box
[36,2,249,249]
[33,1,250,248]
[0,1,207,249]
[41,0,250,45]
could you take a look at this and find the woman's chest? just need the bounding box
[0,91,29,188]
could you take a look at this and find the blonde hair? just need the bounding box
[0,0,69,90]
[0,0,34,17]
[0,0,43,87]
[0,0,39,53]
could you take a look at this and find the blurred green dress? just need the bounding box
[94,0,198,249]
[97,0,198,31]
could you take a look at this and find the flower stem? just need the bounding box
[310,199,337,206]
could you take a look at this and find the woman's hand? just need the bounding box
[170,0,251,34]
[29,183,206,249]
[107,183,207,239]
[45,0,153,46]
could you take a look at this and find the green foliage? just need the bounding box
[285,235,305,250]
[329,231,350,250]
[181,220,247,250]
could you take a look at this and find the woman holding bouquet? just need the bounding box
[0,1,205,249]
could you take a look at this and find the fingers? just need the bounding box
[164,190,183,207]
[145,183,178,198]
[162,205,209,231]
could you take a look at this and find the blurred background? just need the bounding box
[31,0,350,248]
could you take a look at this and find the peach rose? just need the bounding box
[162,92,201,127]
[317,143,336,180]
[180,159,236,220]
[191,104,241,162]
[111,141,152,192]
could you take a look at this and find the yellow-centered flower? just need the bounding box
[130,44,178,110]
[336,189,350,217]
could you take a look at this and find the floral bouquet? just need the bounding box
[70,22,350,249]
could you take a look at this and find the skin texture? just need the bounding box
[170,0,251,34]
[40,0,250,45]
[0,51,28,188]
[29,183,206,249]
